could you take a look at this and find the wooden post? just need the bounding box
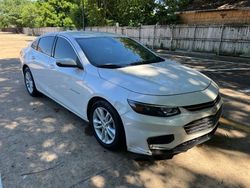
[152,25,156,49]
[191,25,197,52]
[218,25,225,55]
[138,24,141,42]
[170,25,174,51]
[122,27,124,35]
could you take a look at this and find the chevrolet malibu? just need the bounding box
[20,31,222,157]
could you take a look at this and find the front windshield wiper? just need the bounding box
[97,57,165,69]
[97,64,123,69]
[129,57,165,66]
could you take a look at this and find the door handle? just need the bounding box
[31,56,36,60]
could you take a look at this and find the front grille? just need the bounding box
[183,95,221,111]
[184,107,222,134]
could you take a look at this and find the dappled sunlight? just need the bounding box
[5,121,18,130]
[10,107,23,112]
[36,124,55,133]
[42,116,56,124]
[81,152,248,187]
[0,77,8,82]
[218,127,247,139]
[99,59,212,97]
[173,148,249,188]
[29,101,45,107]
[15,116,34,125]
[205,124,250,155]
[42,139,55,148]
[188,78,204,86]
[55,142,76,153]
[90,175,105,188]
[61,124,75,133]
[124,163,185,188]
[102,79,118,89]
[39,151,58,162]
[122,65,160,77]
[221,97,250,126]
[220,88,250,102]
[0,91,11,98]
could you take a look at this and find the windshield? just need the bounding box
[76,37,164,68]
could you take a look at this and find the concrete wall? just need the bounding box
[178,8,250,25]
[22,24,250,57]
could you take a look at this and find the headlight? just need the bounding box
[128,100,180,117]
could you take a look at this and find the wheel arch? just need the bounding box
[87,95,127,149]
[87,96,111,121]
[22,64,29,73]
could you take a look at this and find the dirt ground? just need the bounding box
[0,32,250,188]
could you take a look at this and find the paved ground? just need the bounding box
[0,32,250,188]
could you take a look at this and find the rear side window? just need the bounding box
[31,39,39,50]
[54,37,78,62]
[37,36,55,56]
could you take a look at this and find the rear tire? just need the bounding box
[23,67,39,97]
[90,100,126,150]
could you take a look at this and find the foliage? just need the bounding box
[155,0,190,24]
[36,0,77,28]
[21,2,40,27]
[0,0,28,28]
[84,0,107,26]
[0,0,190,28]
[115,0,156,26]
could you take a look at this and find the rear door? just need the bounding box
[31,36,56,95]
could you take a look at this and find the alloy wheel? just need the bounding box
[25,71,34,94]
[93,107,116,144]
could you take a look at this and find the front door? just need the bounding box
[50,36,86,117]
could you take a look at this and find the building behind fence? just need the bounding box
[22,25,250,57]
[177,8,250,25]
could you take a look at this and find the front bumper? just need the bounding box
[121,86,223,156]
[150,124,218,156]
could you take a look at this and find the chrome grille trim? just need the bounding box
[184,107,222,134]
[182,95,221,111]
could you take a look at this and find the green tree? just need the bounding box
[116,0,156,26]
[21,2,40,27]
[84,0,106,26]
[82,0,117,26]
[0,0,28,28]
[155,0,190,24]
[0,0,191,29]
[36,0,78,28]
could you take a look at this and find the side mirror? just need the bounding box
[56,58,78,68]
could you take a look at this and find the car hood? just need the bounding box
[98,60,211,96]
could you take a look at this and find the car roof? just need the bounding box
[42,31,123,39]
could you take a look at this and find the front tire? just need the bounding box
[23,67,39,97]
[90,100,126,150]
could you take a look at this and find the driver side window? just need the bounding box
[54,37,78,62]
